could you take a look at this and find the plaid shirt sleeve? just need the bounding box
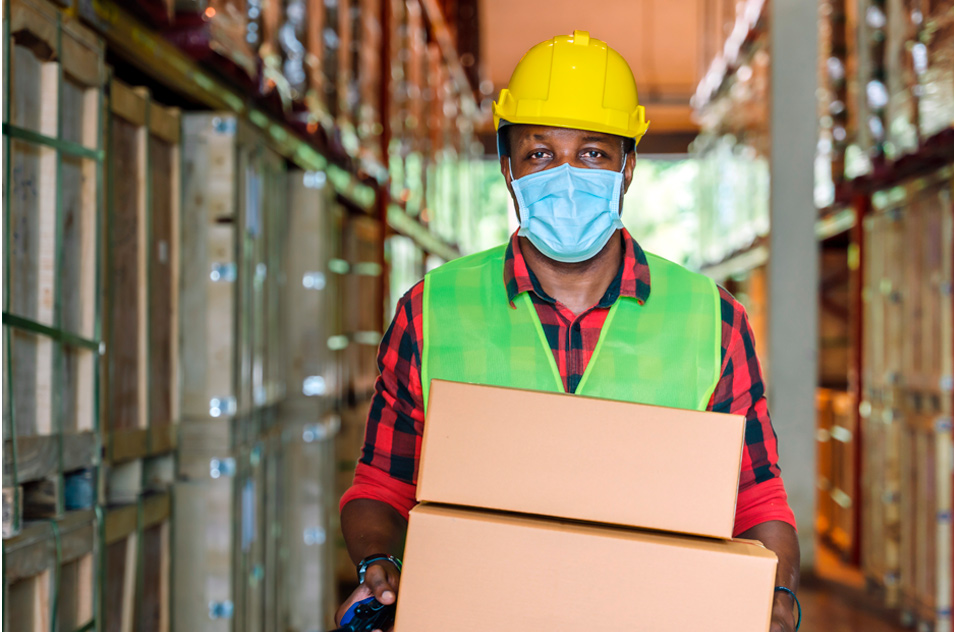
[710,286,797,536]
[339,281,426,518]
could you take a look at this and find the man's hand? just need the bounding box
[338,499,407,632]
[334,561,401,632]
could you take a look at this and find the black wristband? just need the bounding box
[356,554,403,584]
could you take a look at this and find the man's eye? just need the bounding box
[584,150,605,159]
[528,151,548,159]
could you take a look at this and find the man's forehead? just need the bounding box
[511,125,621,145]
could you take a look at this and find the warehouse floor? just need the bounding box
[799,546,910,632]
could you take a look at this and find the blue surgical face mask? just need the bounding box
[510,161,626,263]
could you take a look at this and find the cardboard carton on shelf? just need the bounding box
[418,380,746,539]
[395,503,778,632]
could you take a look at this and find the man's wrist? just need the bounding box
[772,588,799,629]
[357,554,403,584]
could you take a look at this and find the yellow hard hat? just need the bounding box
[494,30,649,153]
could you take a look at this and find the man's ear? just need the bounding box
[622,150,637,194]
[500,155,514,187]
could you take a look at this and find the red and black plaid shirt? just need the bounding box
[341,229,796,536]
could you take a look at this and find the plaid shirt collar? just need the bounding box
[503,228,652,308]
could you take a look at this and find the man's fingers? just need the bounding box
[334,583,373,625]
[364,562,399,605]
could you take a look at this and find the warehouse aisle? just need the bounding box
[2,0,953,630]
[799,547,911,632]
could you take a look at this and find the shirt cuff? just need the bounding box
[339,462,419,520]
[732,477,797,537]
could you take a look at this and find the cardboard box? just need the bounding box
[395,504,778,632]
[418,380,746,538]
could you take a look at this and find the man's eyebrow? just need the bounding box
[582,135,615,144]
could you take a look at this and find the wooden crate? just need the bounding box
[247,145,288,410]
[819,247,851,388]
[181,113,289,421]
[105,79,149,445]
[180,113,240,420]
[865,193,907,392]
[147,98,182,439]
[102,81,181,532]
[173,429,275,632]
[3,0,105,494]
[343,214,383,399]
[943,177,955,393]
[912,171,955,395]
[104,79,181,466]
[101,492,171,632]
[279,412,339,631]
[286,170,345,404]
[860,392,904,606]
[3,510,96,632]
[899,406,954,631]
[817,389,858,556]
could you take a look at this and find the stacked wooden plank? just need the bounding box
[2,0,105,626]
[101,77,181,632]
[862,168,954,630]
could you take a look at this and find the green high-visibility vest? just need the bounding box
[421,244,722,411]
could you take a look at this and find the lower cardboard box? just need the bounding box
[395,503,778,631]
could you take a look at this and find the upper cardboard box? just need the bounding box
[395,503,778,632]
[418,380,746,539]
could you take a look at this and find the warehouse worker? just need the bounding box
[338,30,800,632]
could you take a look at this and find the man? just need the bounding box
[337,30,800,632]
